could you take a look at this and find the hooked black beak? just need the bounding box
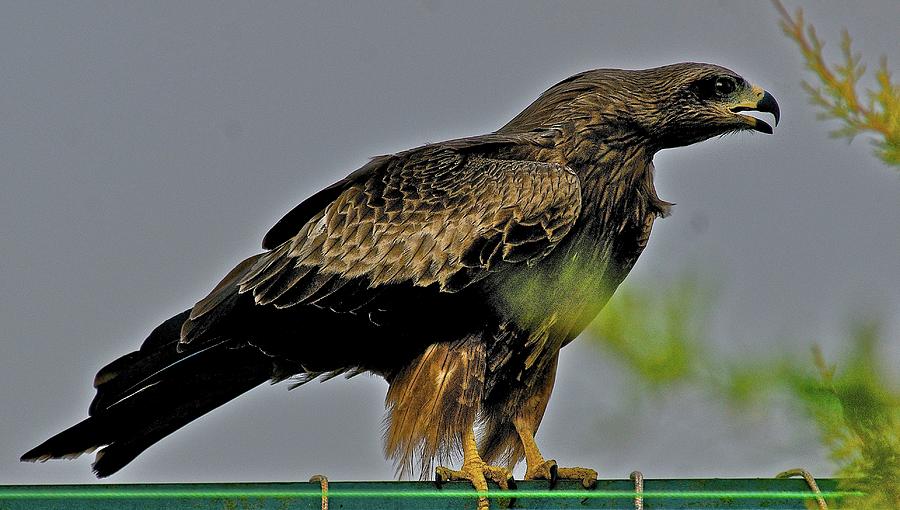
[731,87,781,134]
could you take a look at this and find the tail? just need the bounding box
[20,309,278,477]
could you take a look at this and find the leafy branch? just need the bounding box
[796,322,900,509]
[588,278,900,509]
[772,0,900,166]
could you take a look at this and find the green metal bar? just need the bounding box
[0,478,857,509]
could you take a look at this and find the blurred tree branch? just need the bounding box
[589,278,899,509]
[772,0,900,167]
[797,322,900,509]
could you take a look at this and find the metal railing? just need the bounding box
[0,477,856,509]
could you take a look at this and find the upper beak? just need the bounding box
[730,85,780,134]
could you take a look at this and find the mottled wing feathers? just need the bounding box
[261,155,392,250]
[231,147,581,315]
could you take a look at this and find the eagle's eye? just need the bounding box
[690,75,740,100]
[714,76,737,96]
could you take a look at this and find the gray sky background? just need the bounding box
[2,0,899,484]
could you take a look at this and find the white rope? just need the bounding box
[309,474,329,510]
[629,470,644,510]
[776,468,827,510]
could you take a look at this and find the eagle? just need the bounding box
[23,63,779,504]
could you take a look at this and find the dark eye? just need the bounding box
[714,77,736,96]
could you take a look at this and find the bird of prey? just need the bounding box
[23,63,779,507]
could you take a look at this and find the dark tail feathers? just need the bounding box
[21,309,277,477]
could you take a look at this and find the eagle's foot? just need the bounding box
[524,459,597,489]
[435,462,514,489]
[556,466,598,489]
[524,458,558,483]
[435,462,514,510]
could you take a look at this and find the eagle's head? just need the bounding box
[632,62,780,149]
[502,62,780,152]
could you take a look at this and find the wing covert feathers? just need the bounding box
[232,148,581,314]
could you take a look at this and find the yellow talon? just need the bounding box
[435,427,514,509]
[556,466,598,489]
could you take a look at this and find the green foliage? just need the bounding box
[773,1,900,167]
[795,322,900,509]
[589,276,707,388]
[770,4,900,505]
[588,277,900,509]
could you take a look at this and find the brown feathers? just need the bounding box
[384,335,486,478]
[203,150,582,321]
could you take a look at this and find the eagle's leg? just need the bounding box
[435,425,513,510]
[505,354,597,488]
[513,416,597,488]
